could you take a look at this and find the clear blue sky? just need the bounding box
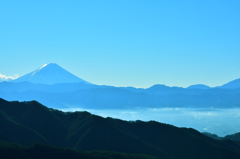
[0,0,240,88]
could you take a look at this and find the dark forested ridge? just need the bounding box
[224,132,240,141]
[0,141,158,159]
[0,98,240,159]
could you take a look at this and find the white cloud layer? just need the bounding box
[0,74,19,81]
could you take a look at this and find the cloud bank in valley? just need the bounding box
[61,107,240,137]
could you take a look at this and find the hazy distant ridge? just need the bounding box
[1,63,240,109]
[4,63,240,89]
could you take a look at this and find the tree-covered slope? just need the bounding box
[0,141,158,159]
[0,98,240,159]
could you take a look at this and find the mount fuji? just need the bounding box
[13,63,91,85]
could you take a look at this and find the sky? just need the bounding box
[0,0,240,88]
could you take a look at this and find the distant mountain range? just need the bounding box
[1,81,240,109]
[1,98,240,159]
[1,63,240,89]
[1,63,240,109]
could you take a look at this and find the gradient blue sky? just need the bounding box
[0,0,240,88]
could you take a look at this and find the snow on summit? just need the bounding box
[39,63,48,70]
[13,63,90,85]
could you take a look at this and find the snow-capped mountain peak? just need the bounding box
[30,63,56,76]
[13,63,91,85]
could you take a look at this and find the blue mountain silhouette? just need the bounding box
[13,63,90,85]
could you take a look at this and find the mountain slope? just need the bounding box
[0,81,97,93]
[224,132,240,141]
[0,98,240,159]
[0,142,159,159]
[220,78,240,89]
[13,63,90,85]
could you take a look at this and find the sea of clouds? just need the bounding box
[61,107,240,137]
